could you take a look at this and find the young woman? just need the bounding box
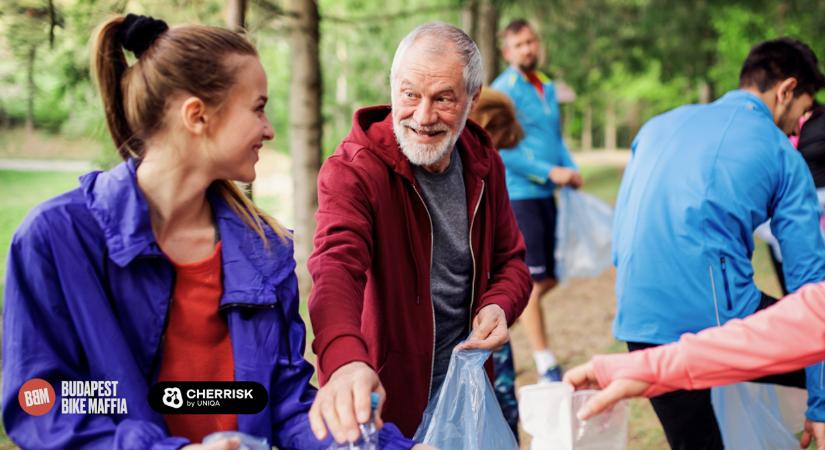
[1,14,416,450]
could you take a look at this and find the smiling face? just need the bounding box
[391,40,475,170]
[206,55,274,182]
[502,26,541,73]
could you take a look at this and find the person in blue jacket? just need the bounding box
[613,38,825,449]
[1,14,418,450]
[491,19,582,382]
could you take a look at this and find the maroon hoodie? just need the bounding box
[308,105,531,437]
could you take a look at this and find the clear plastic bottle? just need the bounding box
[327,392,380,450]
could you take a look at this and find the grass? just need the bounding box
[0,170,86,306]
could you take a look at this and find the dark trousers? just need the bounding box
[628,293,804,450]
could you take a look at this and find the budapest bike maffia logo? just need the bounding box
[18,378,55,416]
[162,387,183,409]
[149,382,267,414]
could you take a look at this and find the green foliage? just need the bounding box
[1,0,825,152]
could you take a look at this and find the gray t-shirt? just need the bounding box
[413,148,473,399]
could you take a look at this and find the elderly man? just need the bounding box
[306,22,531,443]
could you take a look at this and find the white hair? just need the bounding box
[389,22,483,96]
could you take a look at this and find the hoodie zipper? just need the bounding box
[720,257,733,310]
[411,183,436,400]
[467,181,485,331]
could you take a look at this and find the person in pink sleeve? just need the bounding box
[564,280,825,449]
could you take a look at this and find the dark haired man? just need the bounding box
[491,19,581,383]
[613,38,825,449]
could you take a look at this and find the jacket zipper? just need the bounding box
[411,183,436,400]
[467,181,485,331]
[720,257,733,310]
[708,265,722,326]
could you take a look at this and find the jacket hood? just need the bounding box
[343,105,494,180]
[79,159,295,307]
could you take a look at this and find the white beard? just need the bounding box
[393,107,470,167]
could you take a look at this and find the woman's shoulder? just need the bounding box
[13,187,95,247]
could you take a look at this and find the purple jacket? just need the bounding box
[2,159,413,450]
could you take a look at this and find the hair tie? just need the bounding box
[118,14,168,58]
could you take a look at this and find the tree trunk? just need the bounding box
[461,0,478,42]
[226,0,253,199]
[581,103,592,151]
[287,0,322,296]
[604,100,617,150]
[25,46,36,134]
[698,80,713,104]
[477,0,498,85]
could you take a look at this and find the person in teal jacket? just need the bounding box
[613,38,825,449]
[491,19,581,382]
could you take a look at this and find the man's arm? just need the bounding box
[308,155,376,382]
[769,142,825,434]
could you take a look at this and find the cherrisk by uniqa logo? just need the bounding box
[162,387,183,409]
[149,382,267,414]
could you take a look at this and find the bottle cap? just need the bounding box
[370,392,380,410]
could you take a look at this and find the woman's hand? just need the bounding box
[563,361,650,420]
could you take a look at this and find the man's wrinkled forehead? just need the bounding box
[394,38,460,74]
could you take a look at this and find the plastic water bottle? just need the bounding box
[202,431,269,450]
[327,392,380,450]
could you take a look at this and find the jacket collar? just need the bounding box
[80,158,293,307]
[718,90,773,120]
[503,65,551,86]
[344,105,493,182]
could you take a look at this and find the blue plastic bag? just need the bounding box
[711,382,801,450]
[413,348,518,450]
[555,188,613,281]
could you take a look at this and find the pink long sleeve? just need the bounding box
[593,281,825,397]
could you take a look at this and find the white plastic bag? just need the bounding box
[711,382,806,450]
[555,188,614,281]
[414,348,518,450]
[519,383,628,450]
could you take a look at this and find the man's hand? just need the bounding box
[308,361,385,444]
[182,438,240,450]
[563,361,650,420]
[458,304,508,351]
[549,167,583,188]
[800,419,825,449]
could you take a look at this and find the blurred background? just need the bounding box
[0,0,822,447]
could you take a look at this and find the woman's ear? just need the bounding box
[180,97,208,135]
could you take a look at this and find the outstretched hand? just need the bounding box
[563,361,650,420]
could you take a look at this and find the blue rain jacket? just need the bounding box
[611,90,825,421]
[2,159,414,449]
[491,66,577,200]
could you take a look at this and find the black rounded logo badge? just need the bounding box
[149,382,267,414]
